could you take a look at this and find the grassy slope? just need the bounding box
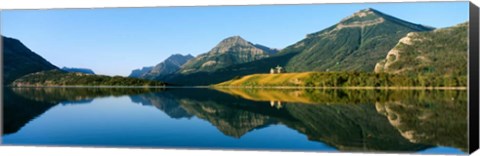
[216,72,467,88]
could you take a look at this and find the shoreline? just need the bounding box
[212,86,468,90]
[7,85,467,90]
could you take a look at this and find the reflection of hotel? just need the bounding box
[270,100,283,109]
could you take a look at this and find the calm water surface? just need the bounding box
[2,87,467,154]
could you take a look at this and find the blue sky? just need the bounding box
[1,2,469,76]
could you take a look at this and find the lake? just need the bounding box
[1,87,468,154]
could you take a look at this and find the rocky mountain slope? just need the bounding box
[374,22,468,76]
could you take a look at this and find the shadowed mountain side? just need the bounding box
[2,36,59,85]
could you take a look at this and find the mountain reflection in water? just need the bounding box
[2,87,467,154]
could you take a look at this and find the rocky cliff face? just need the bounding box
[179,36,278,74]
[374,22,468,76]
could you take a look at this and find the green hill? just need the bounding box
[11,70,166,87]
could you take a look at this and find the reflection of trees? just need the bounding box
[11,87,164,103]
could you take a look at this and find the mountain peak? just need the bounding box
[218,35,249,46]
[338,8,385,26]
[209,35,254,54]
[306,8,434,38]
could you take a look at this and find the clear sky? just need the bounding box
[1,1,469,76]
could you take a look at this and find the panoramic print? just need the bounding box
[1,2,469,154]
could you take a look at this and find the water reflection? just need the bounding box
[2,87,467,153]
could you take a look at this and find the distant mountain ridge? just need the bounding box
[179,36,278,74]
[129,66,154,78]
[2,36,59,84]
[129,54,194,79]
[61,67,95,74]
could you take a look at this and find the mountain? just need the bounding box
[374,22,468,76]
[162,8,434,85]
[2,36,58,84]
[282,8,434,72]
[129,54,194,79]
[179,36,278,74]
[61,67,95,74]
[129,66,153,78]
